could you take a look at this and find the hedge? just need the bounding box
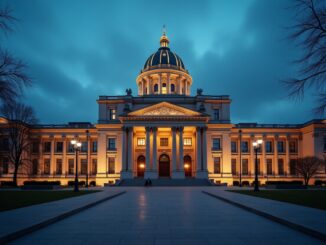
[265,180,303,185]
[23,180,61,186]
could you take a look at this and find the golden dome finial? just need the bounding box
[160,25,169,47]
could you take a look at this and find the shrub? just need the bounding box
[265,181,303,185]
[23,181,61,186]
[233,181,240,186]
[250,181,261,186]
[67,180,85,186]
[241,181,250,186]
[314,180,326,186]
[89,181,96,187]
[0,181,16,187]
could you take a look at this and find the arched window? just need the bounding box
[162,83,167,94]
[171,84,175,92]
[154,84,158,92]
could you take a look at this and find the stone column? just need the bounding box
[145,127,158,179]
[167,74,170,94]
[152,127,157,171]
[159,75,162,94]
[196,127,203,176]
[178,127,184,171]
[50,136,55,176]
[202,127,208,171]
[273,135,279,176]
[62,135,67,176]
[97,131,107,179]
[127,127,133,172]
[172,126,185,179]
[285,135,290,175]
[145,127,151,170]
[262,135,266,176]
[120,127,132,179]
[222,132,232,180]
[250,135,255,176]
[172,127,177,172]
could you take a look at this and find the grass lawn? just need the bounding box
[228,190,326,210]
[0,190,100,212]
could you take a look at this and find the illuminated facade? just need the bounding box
[0,32,326,186]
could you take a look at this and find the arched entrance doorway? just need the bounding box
[137,155,145,177]
[184,155,192,177]
[159,154,170,177]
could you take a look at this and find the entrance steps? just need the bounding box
[118,178,213,186]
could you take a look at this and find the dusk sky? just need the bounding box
[1,0,319,124]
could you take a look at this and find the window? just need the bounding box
[213,157,221,174]
[231,141,237,153]
[214,109,219,120]
[43,142,51,153]
[160,138,168,147]
[241,141,249,153]
[67,142,74,153]
[109,108,116,120]
[108,157,115,174]
[44,159,50,175]
[231,159,237,175]
[171,84,175,92]
[2,158,9,174]
[81,159,87,174]
[289,140,297,153]
[265,141,273,153]
[162,83,167,94]
[81,142,88,152]
[32,142,39,153]
[184,138,192,146]
[266,159,273,175]
[92,141,98,153]
[137,138,145,146]
[278,159,284,175]
[154,84,158,92]
[242,159,248,175]
[56,142,63,153]
[107,138,116,150]
[32,159,38,175]
[290,159,297,175]
[68,159,74,175]
[92,159,97,175]
[0,138,9,151]
[324,137,326,152]
[277,141,285,153]
[212,138,221,150]
[56,159,62,175]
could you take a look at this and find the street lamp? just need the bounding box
[252,139,263,192]
[71,139,82,192]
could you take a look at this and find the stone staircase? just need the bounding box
[118,178,213,187]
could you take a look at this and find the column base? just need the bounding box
[196,170,208,179]
[144,171,158,179]
[172,171,185,179]
[120,171,133,179]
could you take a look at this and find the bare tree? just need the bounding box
[0,5,31,105]
[0,102,37,186]
[295,156,323,186]
[285,0,326,114]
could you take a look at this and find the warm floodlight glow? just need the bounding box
[71,140,77,145]
[139,164,145,169]
[76,142,82,147]
[252,142,258,147]
[257,139,263,144]
[184,164,190,169]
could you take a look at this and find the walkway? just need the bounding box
[10,187,324,245]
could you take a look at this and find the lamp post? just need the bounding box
[252,139,263,192]
[71,139,82,192]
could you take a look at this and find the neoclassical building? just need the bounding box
[0,32,325,186]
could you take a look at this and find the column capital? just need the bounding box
[178,126,184,132]
[172,126,178,132]
[145,126,151,132]
[196,126,201,132]
[151,127,157,132]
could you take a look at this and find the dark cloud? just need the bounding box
[1,0,319,124]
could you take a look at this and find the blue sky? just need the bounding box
[1,0,318,124]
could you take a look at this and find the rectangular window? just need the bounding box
[67,142,74,153]
[184,138,192,146]
[278,159,284,175]
[107,138,116,150]
[213,109,219,120]
[92,141,98,153]
[109,108,116,120]
[212,138,221,150]
[108,157,115,174]
[242,159,248,175]
[32,142,39,154]
[137,138,145,146]
[2,157,9,174]
[43,142,51,153]
[231,141,237,153]
[265,141,273,153]
[160,138,168,147]
[213,157,221,174]
[68,159,74,175]
[266,159,273,175]
[241,141,249,153]
[32,159,38,175]
[277,141,285,153]
[92,159,97,175]
[290,159,297,175]
[44,159,50,175]
[81,159,87,174]
[289,140,297,153]
[81,142,88,152]
[56,142,63,153]
[231,159,237,175]
[56,159,62,175]
[0,138,9,151]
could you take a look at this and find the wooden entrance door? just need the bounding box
[159,154,170,177]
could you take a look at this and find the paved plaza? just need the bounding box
[8,187,324,245]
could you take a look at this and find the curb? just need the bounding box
[0,191,126,244]
[202,191,326,242]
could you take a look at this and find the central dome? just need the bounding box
[142,33,186,72]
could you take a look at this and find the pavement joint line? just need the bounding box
[0,191,126,245]
[202,190,326,242]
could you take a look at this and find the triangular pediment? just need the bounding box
[128,102,201,116]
